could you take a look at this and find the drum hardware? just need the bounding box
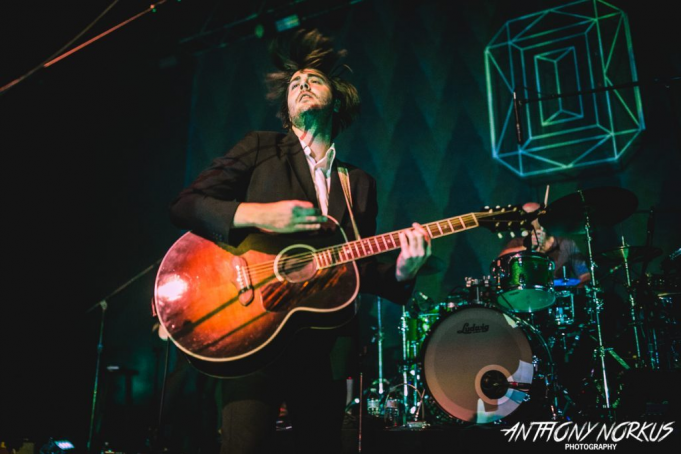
[395,301,433,429]
[375,296,385,395]
[384,398,401,426]
[382,383,427,428]
[366,393,381,417]
[548,290,576,327]
[632,275,681,370]
[597,242,664,369]
[465,275,493,304]
[539,186,639,419]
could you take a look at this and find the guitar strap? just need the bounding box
[337,166,361,240]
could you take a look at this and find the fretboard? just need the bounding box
[313,213,479,269]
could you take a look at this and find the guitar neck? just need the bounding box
[314,213,480,269]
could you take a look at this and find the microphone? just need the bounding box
[513,90,524,144]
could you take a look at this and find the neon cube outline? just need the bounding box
[485,0,645,177]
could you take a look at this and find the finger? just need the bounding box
[299,215,327,224]
[398,231,410,255]
[298,223,321,231]
[293,207,321,218]
[405,229,420,256]
[410,229,425,257]
[412,223,432,245]
[292,200,315,208]
[291,201,317,216]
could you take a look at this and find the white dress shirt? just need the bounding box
[300,140,336,216]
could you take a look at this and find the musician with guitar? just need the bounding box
[166,29,431,454]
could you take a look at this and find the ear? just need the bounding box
[333,99,341,113]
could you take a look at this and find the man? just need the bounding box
[169,29,431,454]
[498,202,591,287]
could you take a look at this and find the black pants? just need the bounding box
[219,330,350,454]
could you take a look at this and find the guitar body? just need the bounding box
[154,219,359,377]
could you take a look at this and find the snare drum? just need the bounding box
[421,305,548,424]
[491,251,556,312]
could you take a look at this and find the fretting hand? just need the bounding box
[395,223,432,282]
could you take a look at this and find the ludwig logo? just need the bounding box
[457,322,489,334]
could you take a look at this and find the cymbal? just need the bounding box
[539,187,638,235]
[597,245,662,264]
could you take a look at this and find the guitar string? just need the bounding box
[239,210,517,278]
[241,210,517,277]
[243,213,482,277]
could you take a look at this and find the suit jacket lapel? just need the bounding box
[282,131,318,206]
[327,160,348,230]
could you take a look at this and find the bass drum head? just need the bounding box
[422,306,534,424]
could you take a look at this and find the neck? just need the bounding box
[292,117,332,160]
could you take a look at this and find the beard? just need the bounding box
[290,103,332,129]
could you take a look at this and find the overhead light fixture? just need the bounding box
[40,438,75,454]
[275,14,300,32]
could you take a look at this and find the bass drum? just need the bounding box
[421,305,550,424]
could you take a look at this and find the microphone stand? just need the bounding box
[85,258,162,453]
[0,0,169,95]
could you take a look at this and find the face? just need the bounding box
[287,69,334,126]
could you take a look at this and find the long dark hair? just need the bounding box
[265,29,360,138]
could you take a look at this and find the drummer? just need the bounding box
[498,202,591,288]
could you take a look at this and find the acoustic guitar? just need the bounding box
[154,205,529,377]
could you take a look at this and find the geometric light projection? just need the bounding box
[485,0,645,177]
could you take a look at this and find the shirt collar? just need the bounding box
[300,140,336,175]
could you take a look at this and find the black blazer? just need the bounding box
[170,130,414,305]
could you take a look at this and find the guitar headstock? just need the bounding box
[477,204,536,233]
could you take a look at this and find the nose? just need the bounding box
[300,81,310,91]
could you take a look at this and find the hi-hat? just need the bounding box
[539,187,638,235]
[554,277,581,288]
[597,245,662,264]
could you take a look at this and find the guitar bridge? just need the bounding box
[233,258,254,306]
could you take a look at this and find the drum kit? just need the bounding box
[364,187,680,428]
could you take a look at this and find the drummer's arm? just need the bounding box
[576,272,591,288]
[574,256,591,288]
[497,245,525,257]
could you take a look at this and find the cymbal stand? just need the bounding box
[579,191,613,415]
[619,237,647,369]
[376,297,385,395]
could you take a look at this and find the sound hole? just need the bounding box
[275,245,318,283]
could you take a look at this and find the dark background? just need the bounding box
[1,0,679,452]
